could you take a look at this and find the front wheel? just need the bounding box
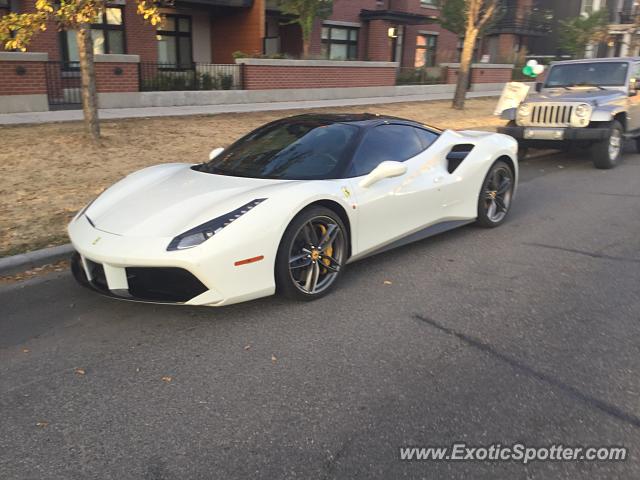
[590,120,623,169]
[476,160,515,228]
[275,206,347,301]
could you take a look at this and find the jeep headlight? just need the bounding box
[575,103,591,118]
[517,103,531,117]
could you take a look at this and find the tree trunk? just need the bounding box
[452,29,478,110]
[77,25,100,141]
[302,38,310,59]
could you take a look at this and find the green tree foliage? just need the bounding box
[439,0,467,36]
[559,10,610,57]
[279,0,333,57]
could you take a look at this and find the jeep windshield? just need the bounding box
[545,62,628,88]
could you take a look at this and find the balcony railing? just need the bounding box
[611,7,638,24]
[139,63,242,91]
[487,7,552,36]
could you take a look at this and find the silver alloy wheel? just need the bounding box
[608,129,621,160]
[483,166,513,223]
[288,216,346,295]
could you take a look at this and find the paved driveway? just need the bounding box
[1,150,639,479]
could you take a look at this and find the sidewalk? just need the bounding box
[0,89,502,125]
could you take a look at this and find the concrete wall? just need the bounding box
[97,82,505,109]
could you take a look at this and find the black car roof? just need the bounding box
[281,113,441,131]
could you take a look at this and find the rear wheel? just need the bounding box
[476,160,514,228]
[275,207,347,301]
[590,120,622,169]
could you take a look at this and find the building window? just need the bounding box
[321,25,358,60]
[415,34,437,68]
[0,0,9,8]
[581,0,593,15]
[62,6,125,64]
[157,15,192,68]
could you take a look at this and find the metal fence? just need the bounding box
[139,63,242,91]
[44,61,82,109]
[396,67,446,86]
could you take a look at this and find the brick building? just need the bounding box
[0,0,266,65]
[266,0,460,67]
[1,0,459,68]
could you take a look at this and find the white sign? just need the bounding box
[494,82,530,116]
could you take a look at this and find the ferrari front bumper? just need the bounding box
[67,215,276,306]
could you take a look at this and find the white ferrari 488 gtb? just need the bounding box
[69,114,518,306]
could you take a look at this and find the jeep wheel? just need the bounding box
[590,120,623,169]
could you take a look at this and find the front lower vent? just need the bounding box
[126,267,208,302]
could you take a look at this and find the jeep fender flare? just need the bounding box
[590,106,626,124]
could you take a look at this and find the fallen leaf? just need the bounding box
[36,421,49,428]
[22,348,30,353]
[244,345,251,351]
[74,368,86,376]
[271,354,277,364]
[162,376,173,383]
[383,280,392,285]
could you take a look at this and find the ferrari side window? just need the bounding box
[412,127,438,150]
[349,125,424,177]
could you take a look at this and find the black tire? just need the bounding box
[476,160,515,228]
[590,120,623,169]
[635,136,640,153]
[275,206,348,301]
[506,121,528,159]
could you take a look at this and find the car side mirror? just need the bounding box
[535,82,543,93]
[359,161,408,188]
[209,147,224,160]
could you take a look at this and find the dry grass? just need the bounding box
[0,97,503,257]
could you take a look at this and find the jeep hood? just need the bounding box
[527,88,625,105]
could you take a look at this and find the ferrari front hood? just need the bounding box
[85,163,289,237]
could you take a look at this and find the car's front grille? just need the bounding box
[85,259,108,291]
[71,252,208,304]
[126,267,208,303]
[522,103,575,127]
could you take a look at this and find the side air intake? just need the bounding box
[446,144,475,173]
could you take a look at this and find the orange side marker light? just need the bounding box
[234,255,265,266]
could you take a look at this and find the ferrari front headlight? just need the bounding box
[167,198,266,251]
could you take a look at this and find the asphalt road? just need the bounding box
[1,148,639,480]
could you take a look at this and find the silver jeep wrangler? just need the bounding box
[498,57,640,169]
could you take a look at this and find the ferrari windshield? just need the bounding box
[198,120,359,180]
[545,62,628,87]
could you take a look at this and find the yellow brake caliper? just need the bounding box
[317,224,333,273]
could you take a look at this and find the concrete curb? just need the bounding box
[0,244,73,276]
